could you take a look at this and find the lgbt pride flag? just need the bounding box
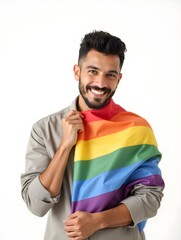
[72,99,164,217]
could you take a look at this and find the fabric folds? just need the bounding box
[71,99,164,223]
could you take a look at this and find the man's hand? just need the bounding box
[39,110,84,197]
[64,211,99,240]
[61,110,84,149]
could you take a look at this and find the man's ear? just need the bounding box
[118,73,122,84]
[73,64,80,81]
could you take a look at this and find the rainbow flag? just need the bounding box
[72,99,164,217]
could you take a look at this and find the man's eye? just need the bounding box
[108,73,116,79]
[89,70,97,74]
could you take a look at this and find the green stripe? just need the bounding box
[73,144,161,181]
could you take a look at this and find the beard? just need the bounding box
[78,78,117,109]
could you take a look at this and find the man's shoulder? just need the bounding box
[118,104,151,127]
[125,110,151,128]
[37,107,69,124]
[33,98,77,129]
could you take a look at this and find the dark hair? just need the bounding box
[78,30,127,69]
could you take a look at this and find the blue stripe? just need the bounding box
[127,156,161,182]
[72,157,161,201]
[138,220,147,232]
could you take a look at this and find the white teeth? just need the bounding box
[91,89,104,95]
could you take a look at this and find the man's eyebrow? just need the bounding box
[87,65,100,70]
[87,65,119,75]
[108,70,119,75]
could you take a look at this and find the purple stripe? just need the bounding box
[72,186,125,213]
[72,174,164,213]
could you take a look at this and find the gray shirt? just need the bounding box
[21,98,164,240]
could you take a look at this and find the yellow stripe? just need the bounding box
[74,126,158,161]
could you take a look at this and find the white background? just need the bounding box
[1,0,181,239]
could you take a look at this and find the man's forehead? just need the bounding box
[80,50,120,71]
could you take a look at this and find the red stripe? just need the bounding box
[78,112,150,140]
[81,99,126,123]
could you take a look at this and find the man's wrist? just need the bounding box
[92,204,133,230]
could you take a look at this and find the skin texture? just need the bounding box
[39,50,132,240]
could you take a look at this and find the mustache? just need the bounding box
[87,86,111,93]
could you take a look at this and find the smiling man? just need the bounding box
[21,30,164,240]
[75,49,122,110]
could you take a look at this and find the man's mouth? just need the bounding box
[87,86,110,96]
[91,89,105,95]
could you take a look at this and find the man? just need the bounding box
[21,30,164,240]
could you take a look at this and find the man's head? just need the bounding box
[78,30,126,69]
[74,30,127,111]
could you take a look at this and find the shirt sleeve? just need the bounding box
[20,122,60,217]
[121,184,164,227]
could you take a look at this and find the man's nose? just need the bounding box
[95,74,107,88]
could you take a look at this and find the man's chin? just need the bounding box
[84,98,109,109]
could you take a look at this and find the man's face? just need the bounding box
[74,50,122,111]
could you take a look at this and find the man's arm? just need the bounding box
[21,110,84,216]
[64,203,132,240]
[64,184,164,240]
[39,110,84,197]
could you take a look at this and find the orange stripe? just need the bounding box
[78,112,150,141]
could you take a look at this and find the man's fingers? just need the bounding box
[65,110,84,118]
[63,111,84,133]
